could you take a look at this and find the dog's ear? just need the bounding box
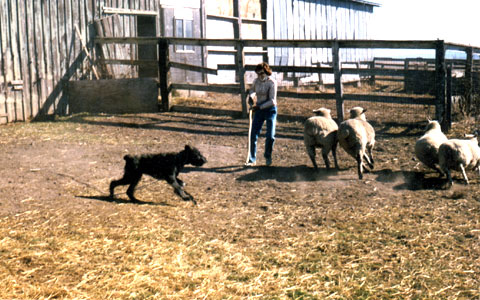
[185,145,191,151]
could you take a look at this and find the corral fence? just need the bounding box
[96,37,480,131]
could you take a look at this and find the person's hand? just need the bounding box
[252,105,260,112]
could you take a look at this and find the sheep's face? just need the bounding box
[424,120,441,132]
[313,108,331,118]
[349,107,366,120]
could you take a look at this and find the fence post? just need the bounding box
[332,40,344,122]
[158,39,171,112]
[369,58,375,86]
[435,40,447,131]
[465,47,473,115]
[236,41,248,117]
[446,66,452,132]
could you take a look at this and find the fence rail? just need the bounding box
[95,37,480,130]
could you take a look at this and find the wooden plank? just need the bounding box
[344,94,436,106]
[171,83,240,94]
[207,14,266,25]
[34,0,47,117]
[309,0,316,64]
[0,0,9,122]
[41,0,54,108]
[278,91,335,100]
[292,0,300,68]
[170,61,218,75]
[273,0,281,66]
[11,0,25,121]
[102,6,158,16]
[332,40,344,122]
[218,64,334,73]
[21,0,33,118]
[50,0,61,112]
[75,24,99,79]
[95,37,441,50]
[286,0,294,69]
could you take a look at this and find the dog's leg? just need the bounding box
[166,175,196,204]
[126,174,142,202]
[110,177,131,198]
[176,178,185,187]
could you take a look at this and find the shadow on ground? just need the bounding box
[374,169,446,190]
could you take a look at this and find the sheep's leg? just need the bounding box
[331,142,339,170]
[363,153,374,169]
[459,163,469,185]
[321,148,331,170]
[367,146,374,166]
[364,147,374,169]
[356,153,364,179]
[444,168,453,189]
[306,145,318,169]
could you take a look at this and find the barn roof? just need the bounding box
[348,0,380,7]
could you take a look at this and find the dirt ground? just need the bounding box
[0,100,479,298]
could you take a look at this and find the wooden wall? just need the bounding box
[0,0,163,123]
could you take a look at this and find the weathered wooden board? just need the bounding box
[68,78,159,114]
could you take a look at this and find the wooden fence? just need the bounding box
[96,37,480,129]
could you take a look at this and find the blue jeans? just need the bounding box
[248,106,277,163]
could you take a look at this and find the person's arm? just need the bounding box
[248,79,257,99]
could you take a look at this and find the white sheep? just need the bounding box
[414,120,448,174]
[438,134,480,187]
[304,108,339,170]
[337,107,375,179]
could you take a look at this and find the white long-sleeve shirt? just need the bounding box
[248,77,277,109]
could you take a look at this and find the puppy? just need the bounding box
[109,145,207,204]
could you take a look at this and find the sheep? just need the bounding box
[414,120,448,175]
[303,108,339,170]
[438,134,480,187]
[337,107,375,179]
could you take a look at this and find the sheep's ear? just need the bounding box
[474,130,480,137]
[362,108,367,114]
[185,145,191,151]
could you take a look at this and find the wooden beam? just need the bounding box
[169,61,218,75]
[102,6,157,16]
[171,83,240,94]
[206,14,266,25]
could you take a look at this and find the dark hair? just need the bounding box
[255,62,272,76]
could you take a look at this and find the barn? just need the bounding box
[0,0,380,123]
[0,0,208,123]
[206,0,380,84]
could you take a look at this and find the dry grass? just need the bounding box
[0,106,479,299]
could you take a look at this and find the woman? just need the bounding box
[245,62,278,167]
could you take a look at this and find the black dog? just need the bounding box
[109,145,207,204]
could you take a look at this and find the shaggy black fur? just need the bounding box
[109,145,207,204]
